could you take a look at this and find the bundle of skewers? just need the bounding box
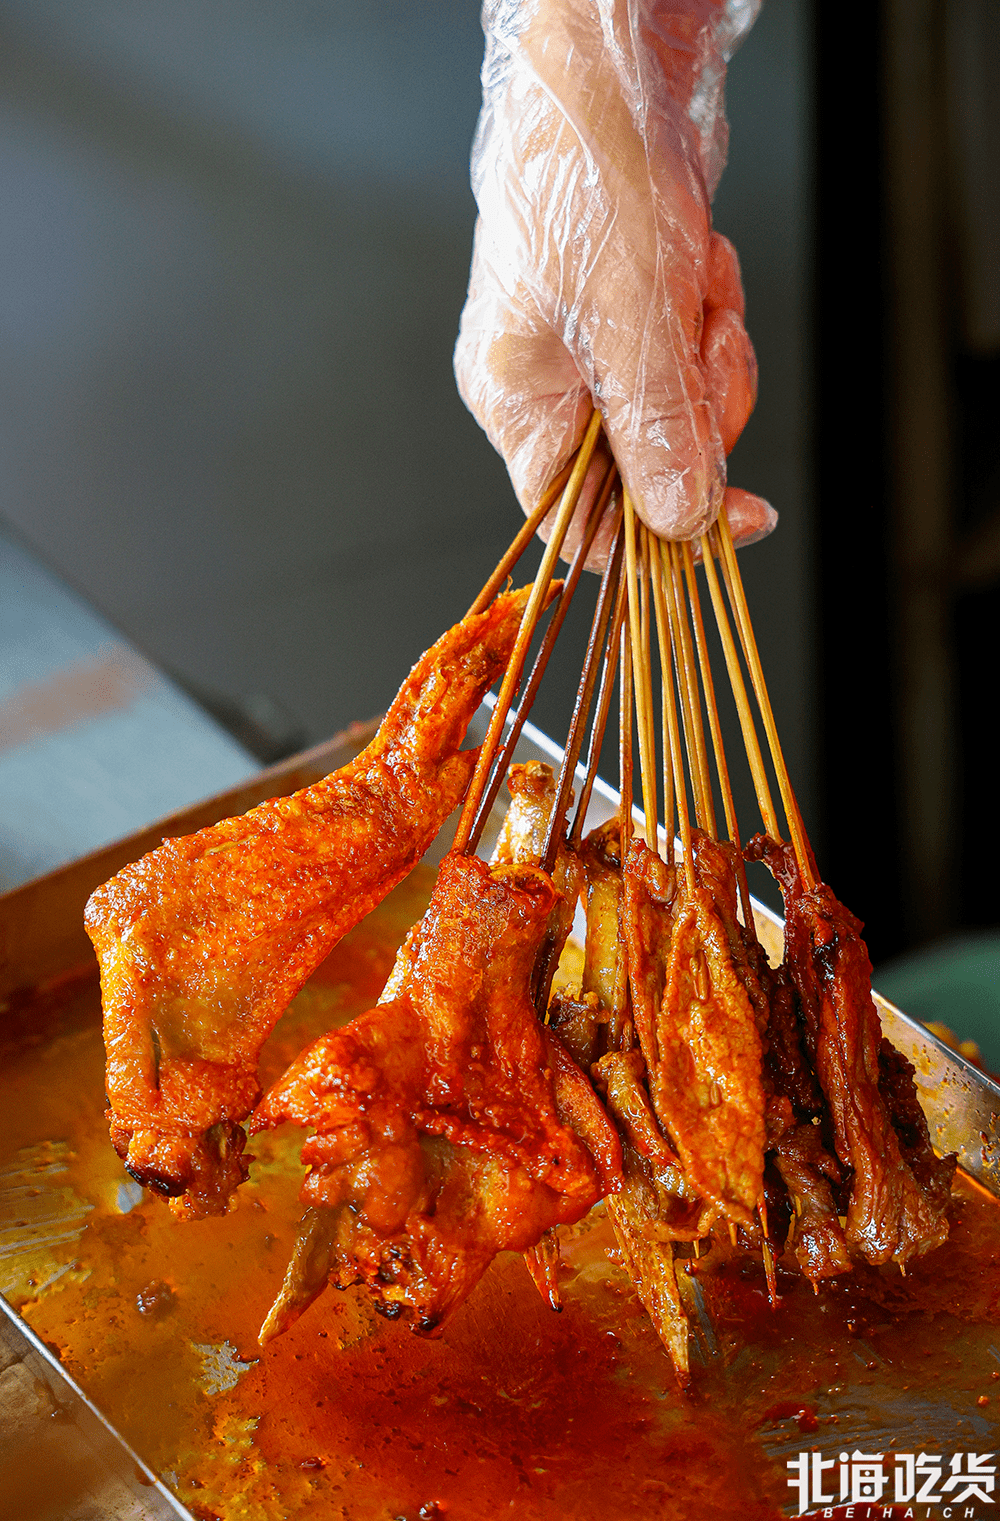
[86,411,955,1385]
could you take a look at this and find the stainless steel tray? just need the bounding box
[2,708,999,1520]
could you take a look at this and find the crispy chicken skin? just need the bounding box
[87,586,548,1218]
[252,851,622,1337]
[747,834,955,1266]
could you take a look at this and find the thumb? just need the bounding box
[723,488,777,548]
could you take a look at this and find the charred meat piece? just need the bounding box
[756,923,848,1280]
[87,585,549,1218]
[252,851,622,1337]
[593,1049,704,1239]
[622,837,766,1227]
[603,830,768,1378]
[746,835,955,1266]
[595,1051,678,1179]
[576,831,695,1383]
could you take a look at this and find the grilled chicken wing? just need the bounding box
[86,586,548,1218]
[252,851,622,1338]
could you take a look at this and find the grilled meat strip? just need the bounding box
[606,1147,693,1383]
[488,759,588,1305]
[623,836,767,1227]
[746,834,955,1266]
[598,830,768,1378]
[252,851,622,1338]
[689,833,770,1040]
[688,833,852,1278]
[765,993,851,1281]
[87,585,549,1218]
[591,1043,700,1383]
[758,932,852,1281]
[555,822,695,1382]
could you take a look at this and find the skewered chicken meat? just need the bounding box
[252,850,622,1337]
[548,819,630,1068]
[487,759,591,1306]
[746,834,955,1267]
[622,835,767,1228]
[86,585,549,1218]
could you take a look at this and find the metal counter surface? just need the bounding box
[0,526,257,895]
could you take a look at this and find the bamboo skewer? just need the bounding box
[531,517,626,1012]
[570,565,629,849]
[464,459,618,855]
[698,528,782,842]
[680,541,740,850]
[541,506,625,875]
[651,556,677,866]
[467,459,576,617]
[650,539,694,888]
[453,408,605,854]
[662,540,715,838]
[677,540,755,927]
[619,607,634,855]
[639,531,657,787]
[624,496,659,850]
[638,530,664,844]
[711,515,816,889]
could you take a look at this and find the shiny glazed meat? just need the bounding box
[253,850,622,1337]
[86,585,548,1219]
[747,833,955,1268]
[4,879,1000,1521]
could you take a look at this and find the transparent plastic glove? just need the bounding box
[455,0,775,557]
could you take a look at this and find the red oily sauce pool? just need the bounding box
[1,866,998,1520]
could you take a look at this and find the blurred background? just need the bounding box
[1,3,997,1041]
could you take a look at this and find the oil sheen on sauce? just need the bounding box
[1,866,999,1521]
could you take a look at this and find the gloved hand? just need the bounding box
[455,0,774,558]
